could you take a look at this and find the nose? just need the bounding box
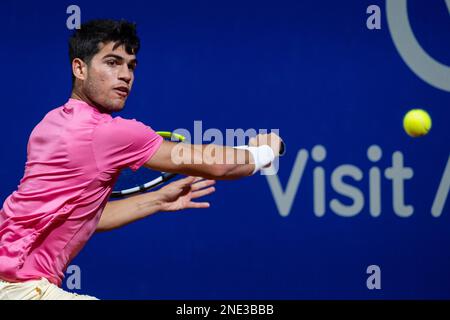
[118,64,132,84]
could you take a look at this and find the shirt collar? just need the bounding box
[64,98,110,116]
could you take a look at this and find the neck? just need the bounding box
[70,91,110,114]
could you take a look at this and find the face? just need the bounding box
[74,42,137,113]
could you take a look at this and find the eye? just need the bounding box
[106,60,117,67]
[128,64,136,71]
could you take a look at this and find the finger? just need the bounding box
[175,176,197,186]
[191,179,216,191]
[180,176,205,187]
[191,180,215,191]
[191,186,215,199]
[187,202,210,209]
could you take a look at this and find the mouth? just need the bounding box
[113,86,129,98]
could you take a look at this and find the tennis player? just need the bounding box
[0,19,283,300]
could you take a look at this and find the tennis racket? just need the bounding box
[111,131,186,198]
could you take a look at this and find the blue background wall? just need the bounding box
[1,0,449,299]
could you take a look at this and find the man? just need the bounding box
[0,19,282,300]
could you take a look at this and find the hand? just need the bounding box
[156,176,216,212]
[249,133,283,156]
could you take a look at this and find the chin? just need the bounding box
[106,100,126,112]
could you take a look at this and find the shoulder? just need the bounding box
[93,116,158,145]
[96,116,152,136]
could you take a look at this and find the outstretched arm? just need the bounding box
[96,176,215,232]
[144,133,283,180]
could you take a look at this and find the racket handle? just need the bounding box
[161,172,178,181]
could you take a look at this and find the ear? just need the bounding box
[72,58,88,82]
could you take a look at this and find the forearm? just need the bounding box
[173,144,255,179]
[145,134,281,180]
[96,192,164,232]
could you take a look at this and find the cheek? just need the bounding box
[93,68,108,83]
[87,69,109,92]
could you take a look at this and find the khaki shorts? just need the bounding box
[0,277,98,300]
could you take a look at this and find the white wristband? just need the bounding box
[234,145,275,174]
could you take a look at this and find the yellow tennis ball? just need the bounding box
[403,109,432,137]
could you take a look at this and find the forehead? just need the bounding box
[95,42,136,60]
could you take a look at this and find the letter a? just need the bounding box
[66,265,81,290]
[366,5,381,30]
[66,5,81,30]
[366,265,381,290]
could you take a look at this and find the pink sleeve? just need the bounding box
[92,117,163,172]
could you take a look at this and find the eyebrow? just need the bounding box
[102,54,138,65]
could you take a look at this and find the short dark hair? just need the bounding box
[69,19,140,86]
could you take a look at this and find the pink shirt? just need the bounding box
[0,98,163,286]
